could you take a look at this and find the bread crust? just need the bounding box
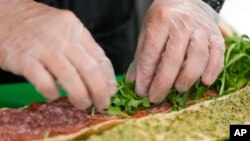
[1,86,249,141]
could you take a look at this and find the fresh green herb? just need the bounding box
[214,35,250,95]
[107,35,250,115]
[107,80,150,117]
[167,90,188,111]
[91,107,95,116]
[165,35,250,111]
[165,78,209,111]
[106,106,131,118]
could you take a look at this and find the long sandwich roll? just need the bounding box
[0,85,249,141]
[86,85,250,141]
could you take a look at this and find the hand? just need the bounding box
[126,0,225,103]
[0,0,116,111]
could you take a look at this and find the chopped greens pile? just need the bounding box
[216,35,250,95]
[106,35,250,117]
[107,81,150,117]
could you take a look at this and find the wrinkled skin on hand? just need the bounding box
[126,0,225,103]
[0,0,116,111]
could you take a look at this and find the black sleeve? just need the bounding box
[202,0,225,13]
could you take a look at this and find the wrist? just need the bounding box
[192,0,220,23]
[202,0,225,13]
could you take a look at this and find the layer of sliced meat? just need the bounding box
[0,97,119,141]
[0,90,218,141]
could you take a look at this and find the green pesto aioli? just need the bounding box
[86,87,250,141]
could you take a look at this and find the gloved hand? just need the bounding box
[126,0,225,103]
[0,0,116,111]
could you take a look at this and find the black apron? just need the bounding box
[0,0,139,83]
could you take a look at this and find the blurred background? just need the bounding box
[220,0,250,36]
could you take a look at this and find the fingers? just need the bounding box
[135,24,169,97]
[81,28,116,97]
[202,34,225,85]
[148,29,190,103]
[22,59,59,100]
[93,55,116,98]
[175,30,209,92]
[126,61,137,82]
[66,44,110,111]
[0,3,114,111]
[40,50,92,110]
[125,30,146,83]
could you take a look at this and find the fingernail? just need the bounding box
[68,97,92,110]
[126,62,136,82]
[175,80,189,92]
[204,73,215,85]
[37,88,59,101]
[135,82,148,97]
[108,80,117,97]
[149,96,159,104]
[96,97,110,112]
[50,89,60,100]
[148,83,163,104]
[148,87,165,104]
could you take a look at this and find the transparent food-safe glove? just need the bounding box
[0,0,116,111]
[126,0,225,103]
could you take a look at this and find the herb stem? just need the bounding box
[224,53,249,70]
[219,69,226,95]
[91,107,95,116]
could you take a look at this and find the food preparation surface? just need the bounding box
[0,75,123,108]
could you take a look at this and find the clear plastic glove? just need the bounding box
[126,0,225,103]
[0,0,116,111]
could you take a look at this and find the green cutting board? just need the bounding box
[0,83,66,108]
[0,75,124,108]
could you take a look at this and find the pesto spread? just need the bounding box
[86,87,250,141]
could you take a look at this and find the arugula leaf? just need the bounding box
[214,35,250,95]
[167,90,188,111]
[106,106,131,118]
[107,80,150,116]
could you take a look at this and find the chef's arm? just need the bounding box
[0,0,116,111]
